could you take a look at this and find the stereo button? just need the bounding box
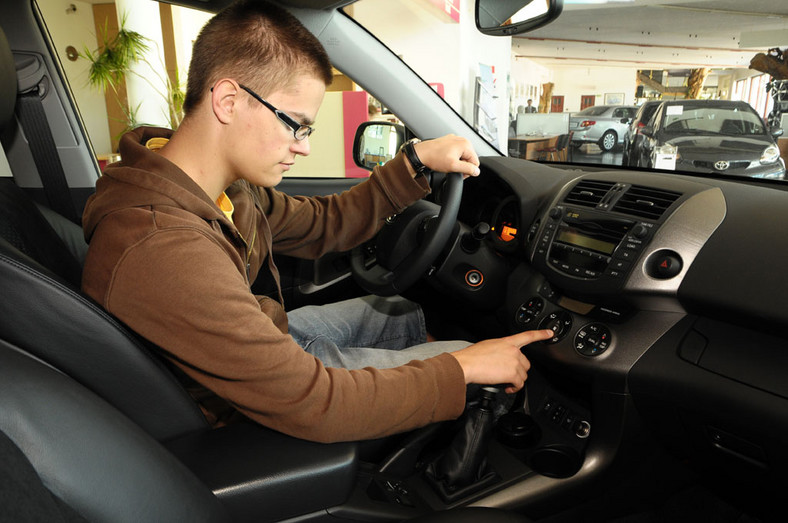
[611,259,631,271]
[614,249,636,260]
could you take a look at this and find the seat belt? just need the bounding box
[15,86,80,224]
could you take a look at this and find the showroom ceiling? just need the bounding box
[515,0,788,70]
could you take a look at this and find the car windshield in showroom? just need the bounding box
[347,0,788,181]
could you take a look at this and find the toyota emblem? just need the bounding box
[714,160,730,171]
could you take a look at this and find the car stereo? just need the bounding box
[532,206,654,292]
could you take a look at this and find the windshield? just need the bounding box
[347,0,787,182]
[661,104,766,135]
[576,106,612,117]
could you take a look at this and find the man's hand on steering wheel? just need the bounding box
[351,134,481,297]
[408,135,481,179]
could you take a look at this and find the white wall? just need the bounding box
[510,57,551,115]
[549,66,638,113]
[116,0,171,128]
[171,5,212,93]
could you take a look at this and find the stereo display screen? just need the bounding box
[556,227,617,255]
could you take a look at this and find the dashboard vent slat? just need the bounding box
[612,185,681,220]
[563,180,616,208]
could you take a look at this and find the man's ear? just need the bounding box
[210,79,239,124]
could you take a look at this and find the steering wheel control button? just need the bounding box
[464,269,484,287]
[646,249,683,279]
[575,323,611,356]
[515,297,544,326]
[538,311,573,344]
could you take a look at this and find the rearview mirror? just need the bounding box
[476,0,563,36]
[353,121,407,171]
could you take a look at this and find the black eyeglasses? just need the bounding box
[238,84,315,141]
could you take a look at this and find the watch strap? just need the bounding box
[402,139,430,178]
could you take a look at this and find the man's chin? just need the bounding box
[245,170,284,188]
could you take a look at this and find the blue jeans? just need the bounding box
[287,296,470,369]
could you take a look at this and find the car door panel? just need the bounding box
[263,176,369,310]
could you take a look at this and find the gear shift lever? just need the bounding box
[426,387,500,500]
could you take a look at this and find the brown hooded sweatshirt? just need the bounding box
[81,127,465,443]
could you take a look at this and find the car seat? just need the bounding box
[0,341,230,523]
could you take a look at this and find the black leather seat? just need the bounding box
[0,341,230,523]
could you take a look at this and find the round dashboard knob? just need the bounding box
[631,224,648,239]
[538,311,573,344]
[575,323,611,356]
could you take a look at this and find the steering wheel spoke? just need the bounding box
[351,173,464,296]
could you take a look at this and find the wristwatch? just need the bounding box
[400,138,431,179]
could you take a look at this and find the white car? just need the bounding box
[570,104,639,152]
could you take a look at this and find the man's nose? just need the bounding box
[291,136,311,156]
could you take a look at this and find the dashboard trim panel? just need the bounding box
[625,187,726,299]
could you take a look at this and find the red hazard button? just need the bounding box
[649,250,683,279]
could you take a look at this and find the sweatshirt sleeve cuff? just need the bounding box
[372,153,431,211]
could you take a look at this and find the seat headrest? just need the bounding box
[0,26,17,136]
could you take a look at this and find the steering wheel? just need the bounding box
[351,173,463,296]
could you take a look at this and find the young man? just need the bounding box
[82,0,552,443]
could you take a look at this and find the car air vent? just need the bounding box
[612,185,681,220]
[563,180,616,208]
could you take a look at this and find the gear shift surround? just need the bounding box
[425,387,500,501]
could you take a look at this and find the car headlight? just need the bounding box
[760,144,780,164]
[655,143,678,156]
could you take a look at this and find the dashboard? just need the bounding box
[429,157,788,507]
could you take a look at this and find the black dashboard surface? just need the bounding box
[452,157,788,492]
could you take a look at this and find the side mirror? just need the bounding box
[476,0,563,36]
[640,126,654,137]
[353,121,407,171]
[620,118,631,125]
[771,127,784,138]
